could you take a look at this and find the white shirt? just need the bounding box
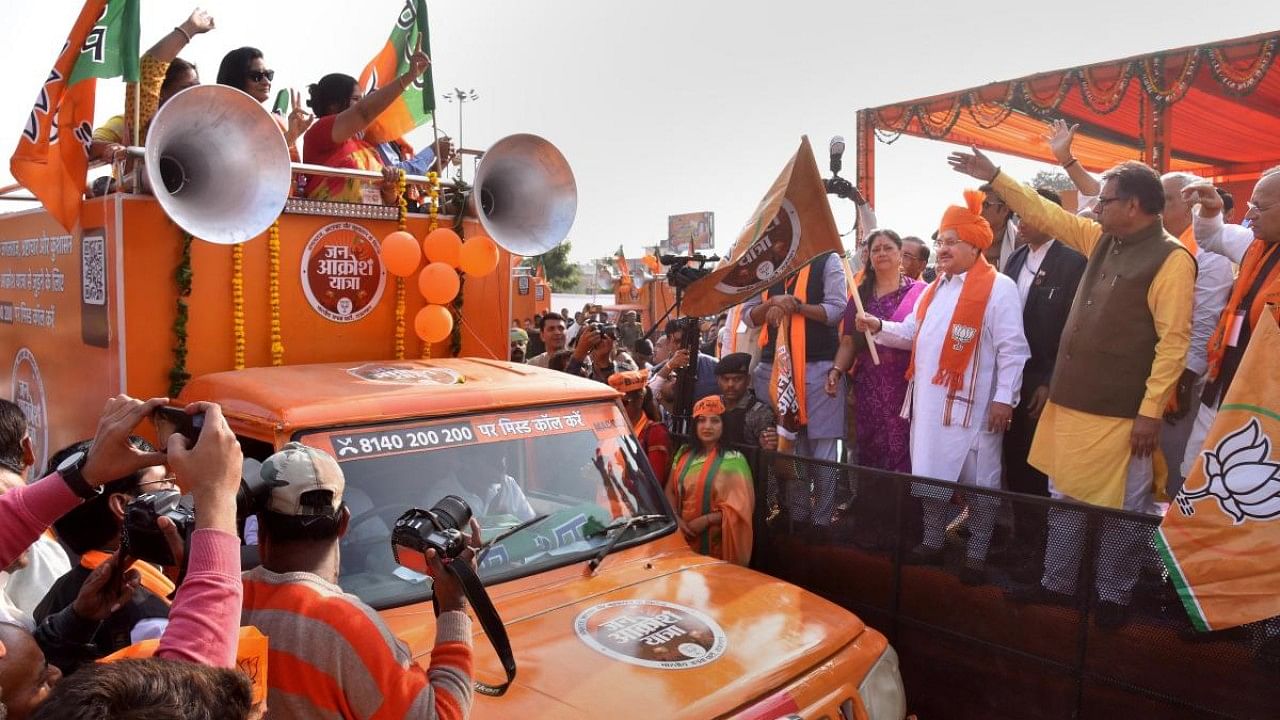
[1016,240,1056,308]
[877,270,1029,483]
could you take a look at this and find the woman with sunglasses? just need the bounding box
[216,47,309,162]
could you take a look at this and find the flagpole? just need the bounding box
[850,287,880,365]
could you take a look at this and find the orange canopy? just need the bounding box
[858,31,1280,192]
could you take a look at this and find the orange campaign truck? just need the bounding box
[0,85,905,718]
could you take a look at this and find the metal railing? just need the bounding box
[725,445,1280,720]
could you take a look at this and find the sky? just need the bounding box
[0,1,1274,262]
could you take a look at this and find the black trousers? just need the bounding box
[1004,392,1049,557]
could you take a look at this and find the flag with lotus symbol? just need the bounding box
[358,0,434,144]
[1158,308,1280,631]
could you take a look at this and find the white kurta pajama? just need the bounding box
[877,269,1029,561]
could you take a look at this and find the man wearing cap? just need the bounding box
[610,370,673,481]
[716,353,778,452]
[858,190,1029,582]
[509,327,529,363]
[240,442,475,719]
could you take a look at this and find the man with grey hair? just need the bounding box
[1181,165,1280,480]
[1157,171,1233,496]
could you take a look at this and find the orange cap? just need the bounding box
[692,395,725,417]
[938,189,994,250]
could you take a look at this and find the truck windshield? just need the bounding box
[300,401,674,609]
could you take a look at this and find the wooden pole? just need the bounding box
[849,285,880,366]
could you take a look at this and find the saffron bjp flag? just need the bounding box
[680,136,844,317]
[358,0,435,145]
[770,319,801,425]
[1157,309,1280,631]
[10,0,140,233]
[102,626,269,704]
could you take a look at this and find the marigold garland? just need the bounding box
[231,243,245,370]
[1020,73,1074,116]
[422,170,441,360]
[1140,52,1201,105]
[1077,63,1134,114]
[268,220,284,366]
[394,170,408,360]
[1205,39,1279,96]
[168,232,194,397]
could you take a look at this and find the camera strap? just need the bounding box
[441,558,517,697]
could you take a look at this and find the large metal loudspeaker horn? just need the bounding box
[472,134,577,257]
[144,85,291,245]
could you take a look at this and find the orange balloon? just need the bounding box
[418,262,460,305]
[380,231,421,277]
[422,228,462,268]
[459,235,500,277]
[414,305,454,343]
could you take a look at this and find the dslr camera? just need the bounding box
[391,495,473,574]
[587,321,617,340]
[121,457,274,567]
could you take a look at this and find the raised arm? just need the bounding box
[145,8,214,63]
[949,146,1104,256]
[1184,183,1255,263]
[330,37,431,144]
[1043,120,1101,197]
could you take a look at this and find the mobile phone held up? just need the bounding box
[153,406,205,447]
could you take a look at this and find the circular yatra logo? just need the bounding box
[347,362,463,386]
[573,599,728,670]
[713,198,801,296]
[301,222,387,323]
[11,348,48,481]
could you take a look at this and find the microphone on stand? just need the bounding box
[829,135,846,176]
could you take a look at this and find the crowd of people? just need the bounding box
[88,7,453,201]
[0,396,477,720]
[504,121,1280,633]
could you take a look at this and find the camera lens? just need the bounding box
[430,495,472,531]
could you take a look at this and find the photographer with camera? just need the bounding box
[648,319,720,410]
[32,438,175,671]
[2,395,257,720]
[240,442,475,720]
[567,322,638,384]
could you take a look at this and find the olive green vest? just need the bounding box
[1049,220,1190,418]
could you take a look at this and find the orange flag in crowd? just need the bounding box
[680,136,844,317]
[1158,309,1280,631]
[10,0,140,233]
[101,626,270,704]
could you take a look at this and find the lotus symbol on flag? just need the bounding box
[1178,418,1280,524]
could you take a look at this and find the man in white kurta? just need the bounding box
[860,191,1029,580]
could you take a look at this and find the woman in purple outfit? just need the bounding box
[827,229,924,473]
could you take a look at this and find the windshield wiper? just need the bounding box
[586,514,670,574]
[476,514,550,564]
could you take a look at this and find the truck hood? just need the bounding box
[387,552,865,719]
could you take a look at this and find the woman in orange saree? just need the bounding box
[667,396,755,565]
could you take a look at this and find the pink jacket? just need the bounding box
[1,473,242,668]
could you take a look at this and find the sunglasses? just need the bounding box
[248,69,275,83]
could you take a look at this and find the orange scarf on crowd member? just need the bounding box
[80,550,175,603]
[905,189,998,394]
[1206,239,1280,382]
[1178,224,1201,257]
[759,264,812,425]
[904,256,997,391]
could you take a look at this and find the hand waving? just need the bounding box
[946,145,999,182]
[1042,119,1079,165]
